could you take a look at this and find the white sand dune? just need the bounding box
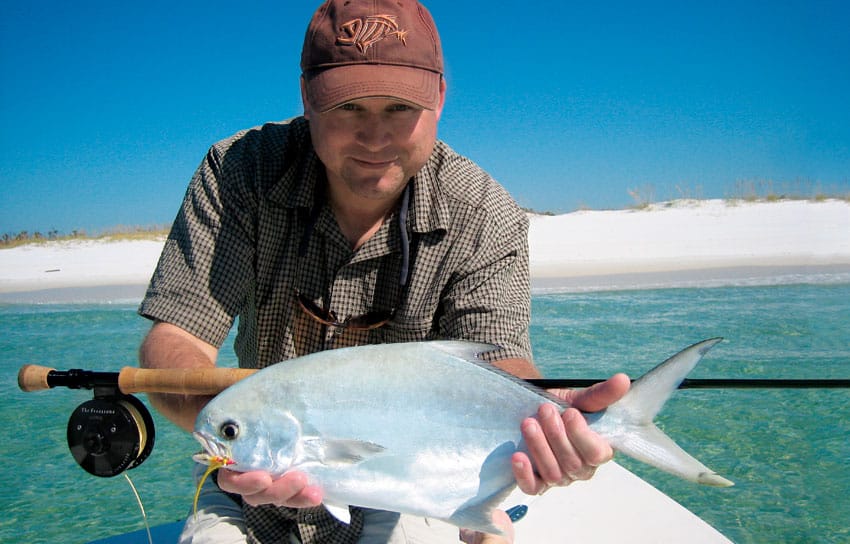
[530,199,849,276]
[1,199,848,301]
[529,199,850,291]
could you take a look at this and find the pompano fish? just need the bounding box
[193,338,733,534]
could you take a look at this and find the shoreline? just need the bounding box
[0,284,150,304]
[2,199,848,303]
[3,264,849,304]
[530,263,850,293]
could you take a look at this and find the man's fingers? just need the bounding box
[516,401,618,494]
[217,470,323,508]
[217,469,273,495]
[511,452,545,495]
[520,412,562,485]
[561,408,613,475]
[566,373,631,412]
[535,405,586,482]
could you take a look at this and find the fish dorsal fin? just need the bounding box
[428,340,567,409]
[303,437,386,466]
[428,341,499,361]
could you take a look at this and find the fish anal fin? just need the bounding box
[325,503,352,525]
[449,508,504,537]
[448,485,515,535]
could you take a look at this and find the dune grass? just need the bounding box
[4,179,848,247]
[1,225,169,249]
[627,179,850,210]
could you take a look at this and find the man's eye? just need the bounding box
[339,103,359,111]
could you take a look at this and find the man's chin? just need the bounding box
[341,175,409,201]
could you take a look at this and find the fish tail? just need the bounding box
[591,338,734,487]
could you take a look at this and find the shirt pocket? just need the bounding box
[376,315,436,343]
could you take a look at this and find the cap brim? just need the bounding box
[305,64,441,112]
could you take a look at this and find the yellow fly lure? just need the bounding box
[192,452,236,516]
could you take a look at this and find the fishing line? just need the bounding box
[119,398,149,460]
[123,472,153,544]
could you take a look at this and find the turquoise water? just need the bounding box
[2,282,849,543]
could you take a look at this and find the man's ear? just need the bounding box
[300,77,311,120]
[434,77,447,120]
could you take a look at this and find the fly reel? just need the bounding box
[19,366,159,477]
[67,391,155,477]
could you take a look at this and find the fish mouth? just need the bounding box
[192,431,235,466]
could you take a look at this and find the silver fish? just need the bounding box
[193,338,733,534]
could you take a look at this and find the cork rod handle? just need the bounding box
[17,364,54,392]
[17,364,257,395]
[117,367,257,395]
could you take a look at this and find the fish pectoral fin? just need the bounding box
[304,437,386,466]
[324,503,352,525]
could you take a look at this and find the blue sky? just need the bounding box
[2,0,849,234]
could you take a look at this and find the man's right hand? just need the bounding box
[216,469,324,508]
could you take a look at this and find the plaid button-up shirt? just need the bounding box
[139,116,532,542]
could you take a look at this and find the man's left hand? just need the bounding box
[512,373,631,494]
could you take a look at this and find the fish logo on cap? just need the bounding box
[337,14,409,54]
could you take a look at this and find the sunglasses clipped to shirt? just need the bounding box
[295,184,412,331]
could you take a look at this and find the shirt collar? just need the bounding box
[267,117,323,212]
[409,140,452,235]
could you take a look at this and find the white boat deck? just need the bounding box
[506,461,732,543]
[90,461,732,543]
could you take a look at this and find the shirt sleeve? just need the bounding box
[438,206,533,363]
[138,140,258,347]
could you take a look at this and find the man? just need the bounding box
[138,1,629,542]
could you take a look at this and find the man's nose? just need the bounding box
[355,114,392,150]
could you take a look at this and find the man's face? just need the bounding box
[302,80,446,203]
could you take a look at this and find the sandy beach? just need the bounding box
[2,199,849,302]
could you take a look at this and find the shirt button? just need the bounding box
[304,514,314,522]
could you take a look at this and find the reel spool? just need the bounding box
[66,393,155,477]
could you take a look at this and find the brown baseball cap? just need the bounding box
[301,0,444,112]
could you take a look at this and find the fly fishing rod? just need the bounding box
[17,364,850,479]
[19,364,850,396]
[526,378,850,389]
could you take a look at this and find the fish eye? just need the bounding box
[219,421,240,440]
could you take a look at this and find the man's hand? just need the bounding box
[217,469,323,508]
[512,373,630,494]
